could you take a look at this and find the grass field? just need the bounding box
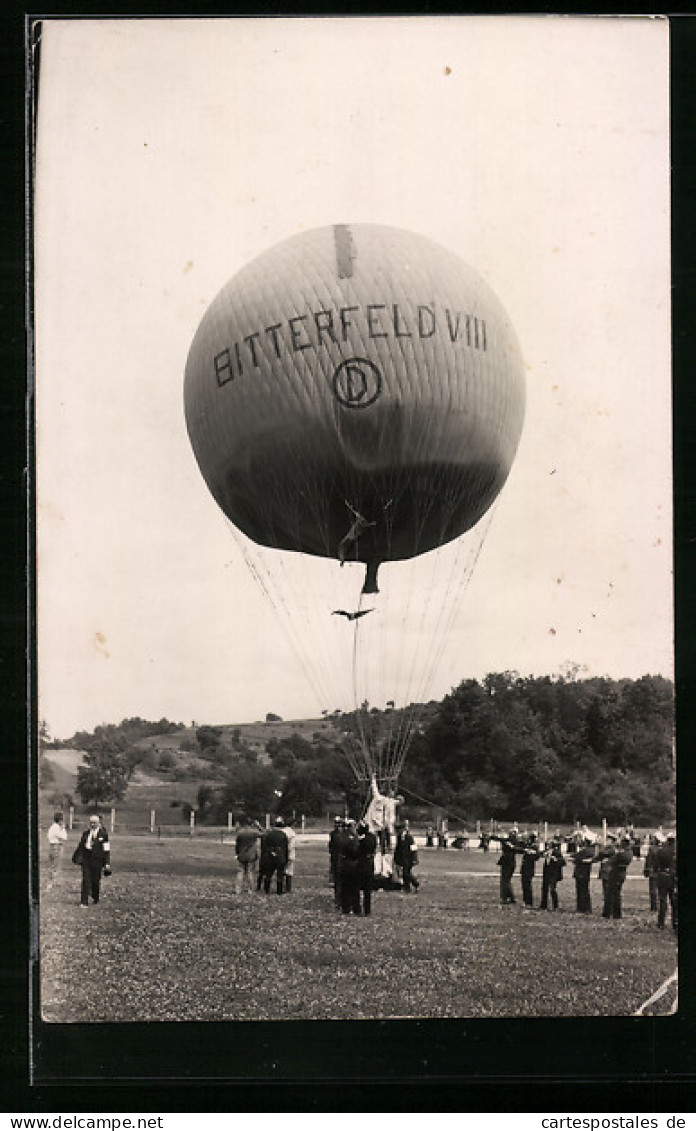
[39,834,677,1023]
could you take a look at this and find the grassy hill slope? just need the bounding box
[40,715,346,831]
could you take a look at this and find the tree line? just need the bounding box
[41,673,675,826]
[400,672,674,826]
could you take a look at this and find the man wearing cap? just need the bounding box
[539,837,565,911]
[573,837,597,913]
[519,832,541,908]
[497,830,521,905]
[655,833,677,932]
[597,833,618,916]
[257,817,289,895]
[602,836,634,919]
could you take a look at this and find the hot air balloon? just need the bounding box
[184,223,525,796]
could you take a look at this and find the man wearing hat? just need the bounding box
[655,832,677,932]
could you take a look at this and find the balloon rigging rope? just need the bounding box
[225,443,499,793]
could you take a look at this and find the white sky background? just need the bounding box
[35,16,672,740]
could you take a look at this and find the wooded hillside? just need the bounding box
[41,672,674,826]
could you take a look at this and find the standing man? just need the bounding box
[234,817,261,895]
[603,836,634,920]
[337,819,361,915]
[597,834,618,917]
[73,813,111,908]
[283,818,297,893]
[394,821,420,894]
[497,830,520,905]
[573,836,597,913]
[356,819,377,916]
[643,834,660,913]
[655,832,677,932]
[257,817,289,895]
[329,816,344,908]
[520,833,541,908]
[46,811,67,889]
[539,837,565,911]
[366,774,403,854]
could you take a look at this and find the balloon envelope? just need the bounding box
[184,223,526,584]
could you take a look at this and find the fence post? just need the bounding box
[602,817,607,845]
[110,807,116,834]
[68,805,74,831]
[227,812,233,832]
[190,809,196,836]
[301,814,306,832]
[150,809,156,834]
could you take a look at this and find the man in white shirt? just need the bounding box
[283,819,297,893]
[46,811,67,888]
[366,773,403,853]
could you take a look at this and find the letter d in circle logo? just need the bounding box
[332,357,382,410]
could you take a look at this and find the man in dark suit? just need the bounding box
[257,817,289,894]
[539,836,565,911]
[356,820,377,916]
[573,837,597,913]
[602,836,634,919]
[497,830,521,904]
[394,820,420,894]
[336,819,361,914]
[73,813,111,907]
[655,833,677,932]
[519,832,541,907]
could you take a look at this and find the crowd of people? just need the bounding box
[492,826,677,929]
[45,808,677,935]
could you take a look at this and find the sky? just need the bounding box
[34,16,672,740]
